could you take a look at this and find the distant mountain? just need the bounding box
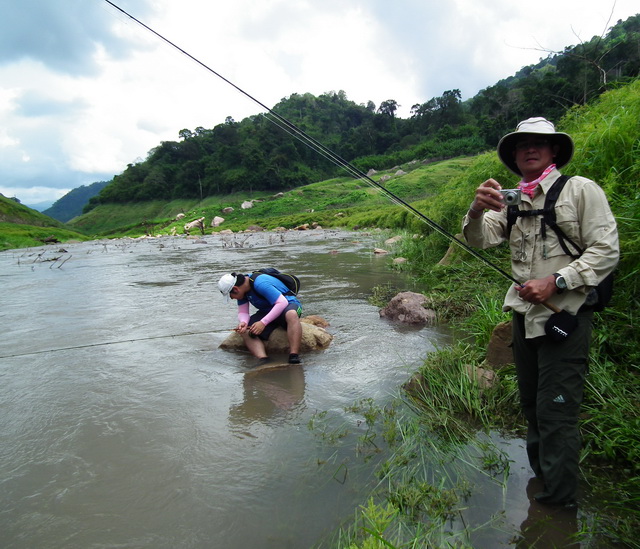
[25,200,54,212]
[44,181,109,222]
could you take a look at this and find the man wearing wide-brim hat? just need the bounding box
[462,117,619,507]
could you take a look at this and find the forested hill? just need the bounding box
[43,181,109,222]
[85,14,640,211]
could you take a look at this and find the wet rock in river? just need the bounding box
[379,291,436,325]
[485,320,514,367]
[219,318,333,353]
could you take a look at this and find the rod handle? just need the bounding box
[542,301,562,313]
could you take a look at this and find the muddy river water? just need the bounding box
[0,230,580,548]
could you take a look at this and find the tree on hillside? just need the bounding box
[378,99,399,117]
[410,89,464,134]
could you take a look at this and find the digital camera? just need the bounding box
[500,189,522,206]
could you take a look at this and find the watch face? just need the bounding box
[556,276,567,289]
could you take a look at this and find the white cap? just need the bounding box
[218,274,236,303]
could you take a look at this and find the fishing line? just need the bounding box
[103,0,518,286]
[0,329,223,360]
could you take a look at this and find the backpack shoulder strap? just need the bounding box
[248,272,264,298]
[543,175,583,259]
[506,205,518,236]
[543,175,570,220]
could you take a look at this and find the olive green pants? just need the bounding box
[512,311,593,504]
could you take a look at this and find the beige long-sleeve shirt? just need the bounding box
[463,169,619,338]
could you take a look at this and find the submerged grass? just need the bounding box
[311,395,514,549]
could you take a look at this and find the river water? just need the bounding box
[0,230,579,548]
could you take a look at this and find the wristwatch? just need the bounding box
[553,273,567,291]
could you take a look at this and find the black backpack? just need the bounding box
[249,267,301,296]
[506,175,613,312]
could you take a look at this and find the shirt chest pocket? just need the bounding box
[509,222,530,263]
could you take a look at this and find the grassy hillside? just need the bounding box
[0,195,89,251]
[0,194,67,227]
[67,157,475,237]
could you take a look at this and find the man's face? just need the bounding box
[230,285,247,300]
[513,137,558,180]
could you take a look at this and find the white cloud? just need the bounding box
[0,130,19,149]
[0,185,70,204]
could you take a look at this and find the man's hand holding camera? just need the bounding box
[468,178,512,218]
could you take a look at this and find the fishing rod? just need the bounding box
[0,329,223,360]
[103,0,519,286]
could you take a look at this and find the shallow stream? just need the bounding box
[0,230,580,548]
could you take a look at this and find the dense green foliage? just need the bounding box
[83,15,640,212]
[43,180,109,223]
[69,158,474,237]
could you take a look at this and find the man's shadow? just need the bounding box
[228,367,306,429]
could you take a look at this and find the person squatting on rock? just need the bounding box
[462,117,619,507]
[218,272,303,366]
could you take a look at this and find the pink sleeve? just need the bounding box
[259,295,289,326]
[238,302,250,324]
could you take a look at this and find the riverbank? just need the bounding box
[327,85,640,547]
[319,227,639,548]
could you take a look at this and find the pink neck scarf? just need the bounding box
[517,164,556,198]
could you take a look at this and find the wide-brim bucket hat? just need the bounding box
[497,117,574,176]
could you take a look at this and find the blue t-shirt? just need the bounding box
[238,273,301,311]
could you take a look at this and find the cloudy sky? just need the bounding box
[1,0,637,207]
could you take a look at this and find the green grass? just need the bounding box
[0,223,90,251]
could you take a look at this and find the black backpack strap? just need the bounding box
[506,175,583,259]
[506,205,517,236]
[542,175,583,259]
[248,272,265,299]
[507,206,545,236]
